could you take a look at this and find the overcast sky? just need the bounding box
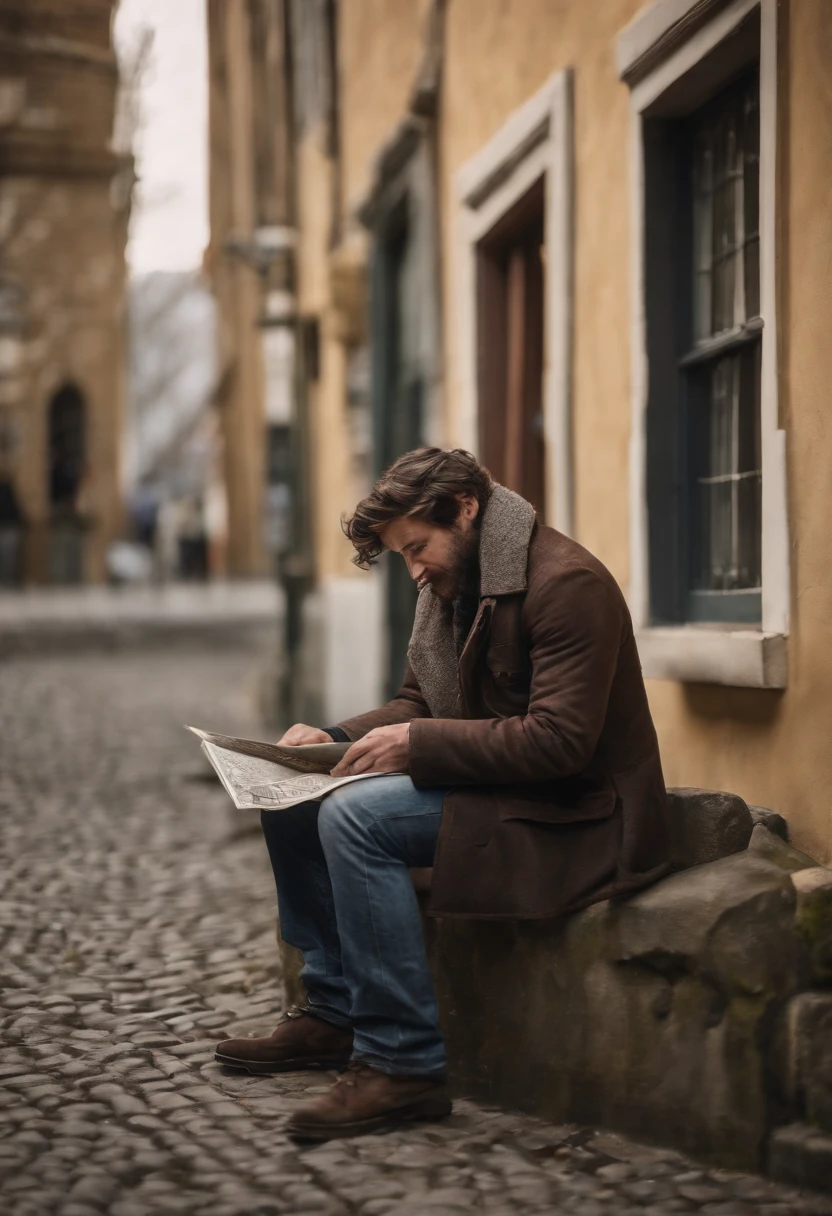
[114,0,209,277]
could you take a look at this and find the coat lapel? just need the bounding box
[407,485,536,719]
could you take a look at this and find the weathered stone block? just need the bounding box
[768,1122,832,1192]
[608,851,799,998]
[667,788,753,870]
[793,867,832,985]
[787,992,832,1129]
[747,823,817,873]
[749,806,789,841]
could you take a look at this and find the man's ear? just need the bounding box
[456,493,479,523]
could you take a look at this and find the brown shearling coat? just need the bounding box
[337,485,670,920]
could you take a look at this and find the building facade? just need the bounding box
[0,0,130,584]
[208,0,832,865]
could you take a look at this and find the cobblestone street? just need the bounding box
[1,643,831,1216]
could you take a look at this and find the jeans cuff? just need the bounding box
[306,1003,353,1031]
[352,1049,448,1080]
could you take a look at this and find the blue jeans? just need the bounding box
[260,776,446,1077]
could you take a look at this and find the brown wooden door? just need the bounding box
[476,178,545,514]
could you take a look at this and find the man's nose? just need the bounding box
[410,559,426,582]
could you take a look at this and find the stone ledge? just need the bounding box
[417,813,831,1180]
[277,789,831,1184]
[769,1123,832,1193]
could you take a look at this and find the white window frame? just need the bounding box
[619,0,789,688]
[454,68,574,535]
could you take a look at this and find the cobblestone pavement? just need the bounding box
[1,646,831,1216]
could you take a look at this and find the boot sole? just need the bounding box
[214,1052,351,1074]
[286,1094,453,1141]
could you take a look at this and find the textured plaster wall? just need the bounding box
[338,0,434,219]
[440,0,832,862]
[293,133,356,583]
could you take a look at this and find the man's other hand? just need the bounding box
[278,724,333,746]
[330,724,410,776]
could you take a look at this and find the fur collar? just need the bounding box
[477,484,536,597]
[407,485,536,718]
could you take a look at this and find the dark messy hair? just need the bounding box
[342,447,493,569]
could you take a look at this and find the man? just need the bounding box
[217,447,670,1140]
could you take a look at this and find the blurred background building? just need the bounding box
[0,0,131,585]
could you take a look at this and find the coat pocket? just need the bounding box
[496,780,618,825]
[485,640,531,680]
[482,642,532,717]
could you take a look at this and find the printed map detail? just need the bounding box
[200,740,392,811]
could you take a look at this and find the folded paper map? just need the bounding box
[185,726,393,811]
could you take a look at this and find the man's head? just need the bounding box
[343,448,493,600]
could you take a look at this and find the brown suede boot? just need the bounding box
[286,1060,452,1140]
[215,1006,353,1074]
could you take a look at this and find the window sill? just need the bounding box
[636,626,787,688]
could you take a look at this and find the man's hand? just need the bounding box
[278,723,333,746]
[330,724,410,776]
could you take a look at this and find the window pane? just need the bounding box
[691,347,761,594]
[683,74,762,623]
[744,235,760,319]
[743,84,760,317]
[690,74,760,340]
[692,133,714,341]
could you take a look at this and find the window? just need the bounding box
[685,73,762,624]
[620,0,788,688]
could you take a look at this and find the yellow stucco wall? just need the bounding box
[338,0,434,219]
[293,128,358,582]
[440,0,832,862]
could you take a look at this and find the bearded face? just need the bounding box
[422,521,480,601]
[379,496,482,601]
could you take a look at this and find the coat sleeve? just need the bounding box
[408,565,623,786]
[334,662,432,741]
